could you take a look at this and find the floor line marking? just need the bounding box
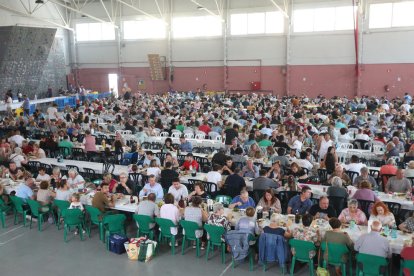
[218,263,232,276]
[0,233,25,245]
[0,225,23,236]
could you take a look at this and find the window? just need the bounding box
[293,6,356,32]
[172,16,222,38]
[230,11,284,35]
[75,23,115,41]
[123,19,166,39]
[369,1,414,29]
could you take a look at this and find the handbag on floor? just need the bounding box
[138,240,157,262]
[124,237,147,260]
[316,242,330,276]
[109,234,128,254]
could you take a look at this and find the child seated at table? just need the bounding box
[69,193,84,211]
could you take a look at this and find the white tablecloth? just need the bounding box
[299,183,414,211]
[146,136,224,149]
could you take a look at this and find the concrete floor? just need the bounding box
[0,214,313,276]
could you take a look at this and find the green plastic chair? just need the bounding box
[204,224,226,264]
[356,253,389,276]
[26,199,53,232]
[133,214,155,240]
[155,217,177,255]
[180,220,202,257]
[53,199,70,230]
[103,214,127,250]
[9,196,28,226]
[85,205,104,241]
[0,197,12,228]
[321,242,352,276]
[289,239,317,276]
[62,208,85,242]
[400,259,414,276]
[215,195,232,207]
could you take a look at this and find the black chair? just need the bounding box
[192,147,202,153]
[310,197,319,206]
[353,139,370,150]
[27,161,41,174]
[253,190,265,204]
[119,157,132,166]
[160,177,175,190]
[60,168,69,178]
[103,163,115,174]
[177,154,186,166]
[346,171,359,182]
[407,177,414,188]
[58,146,71,158]
[72,148,86,161]
[186,179,198,193]
[129,173,141,187]
[318,169,328,184]
[151,143,162,150]
[200,181,218,195]
[357,199,374,219]
[82,168,97,181]
[277,191,300,214]
[397,162,406,169]
[155,152,167,164]
[66,165,80,173]
[383,201,402,224]
[328,196,347,218]
[141,142,151,149]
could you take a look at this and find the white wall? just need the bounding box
[69,0,414,69]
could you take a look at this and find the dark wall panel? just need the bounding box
[0,26,66,98]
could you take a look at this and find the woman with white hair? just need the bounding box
[64,168,85,189]
[8,147,27,168]
[262,214,292,238]
[338,199,367,225]
[32,143,46,159]
[327,176,348,198]
[207,203,231,231]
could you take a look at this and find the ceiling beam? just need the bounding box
[48,0,118,27]
[114,0,163,21]
[269,0,289,18]
[0,3,73,31]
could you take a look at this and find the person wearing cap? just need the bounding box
[179,135,193,152]
[181,153,199,171]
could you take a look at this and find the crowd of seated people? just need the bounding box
[2,92,414,274]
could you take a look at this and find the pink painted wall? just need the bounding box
[74,63,414,98]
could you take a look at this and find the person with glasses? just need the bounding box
[113,171,134,195]
[287,186,312,215]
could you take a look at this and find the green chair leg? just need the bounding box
[181,238,186,255]
[290,257,296,275]
[38,215,42,232]
[205,242,210,261]
[196,239,200,257]
[79,225,84,241]
[171,236,175,255]
[0,212,5,228]
[64,226,68,242]
[221,243,225,264]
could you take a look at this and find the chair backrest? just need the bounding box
[214,195,232,207]
[204,224,225,245]
[141,142,152,149]
[338,143,353,150]
[289,239,316,261]
[278,191,300,214]
[381,174,395,191]
[195,133,205,139]
[357,199,374,219]
[180,220,200,239]
[171,132,181,138]
[184,133,194,139]
[85,205,102,223]
[82,168,97,180]
[201,181,217,194]
[133,214,154,232]
[10,196,25,212]
[103,214,126,232]
[321,242,349,264]
[402,260,414,276]
[129,173,141,186]
[160,132,169,137]
[26,199,41,216]
[62,208,83,225]
[54,199,70,212]
[356,253,388,276]
[383,201,401,220]
[155,217,176,237]
[327,196,345,217]
[346,170,360,182]
[66,165,79,173]
[318,169,328,183]
[103,163,115,174]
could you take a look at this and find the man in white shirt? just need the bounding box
[344,155,366,175]
[47,103,59,120]
[206,164,223,192]
[8,130,25,147]
[167,178,189,202]
[355,129,370,141]
[293,151,314,171]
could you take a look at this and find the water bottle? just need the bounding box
[391,224,397,239]
[383,225,390,236]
